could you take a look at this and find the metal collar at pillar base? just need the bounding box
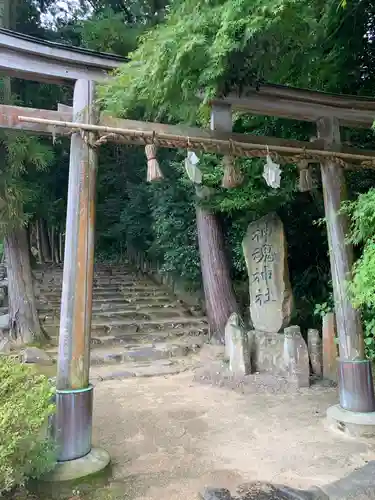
[41,447,110,482]
[52,385,93,462]
[327,404,375,440]
[337,359,375,413]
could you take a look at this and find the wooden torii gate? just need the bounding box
[2,28,375,469]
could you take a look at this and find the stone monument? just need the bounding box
[284,325,310,388]
[307,328,322,377]
[225,313,251,376]
[242,214,309,386]
[248,330,287,376]
[242,212,293,332]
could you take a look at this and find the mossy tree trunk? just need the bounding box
[39,218,52,262]
[1,0,44,345]
[196,206,238,343]
[4,226,44,344]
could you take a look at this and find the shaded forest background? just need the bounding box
[2,0,375,349]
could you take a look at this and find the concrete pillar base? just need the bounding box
[42,447,110,482]
[327,404,375,440]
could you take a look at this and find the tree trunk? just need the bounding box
[59,230,64,263]
[36,220,44,263]
[196,205,238,343]
[50,225,56,263]
[39,218,52,262]
[52,226,61,263]
[4,226,44,344]
[26,224,37,267]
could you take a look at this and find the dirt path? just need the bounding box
[92,371,375,500]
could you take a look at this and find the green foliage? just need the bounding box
[199,155,296,215]
[99,0,320,119]
[343,189,375,308]
[94,145,150,259]
[314,298,334,318]
[0,132,54,235]
[344,188,375,246]
[150,160,200,286]
[350,240,375,309]
[344,188,375,360]
[363,308,375,361]
[0,358,56,494]
[77,8,144,55]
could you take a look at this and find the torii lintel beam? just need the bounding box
[3,104,375,168]
[213,84,375,129]
[0,29,126,83]
[0,104,72,135]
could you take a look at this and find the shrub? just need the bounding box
[0,358,56,494]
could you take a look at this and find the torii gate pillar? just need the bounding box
[317,116,375,420]
[50,79,110,477]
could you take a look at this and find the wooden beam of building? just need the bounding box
[0,29,125,83]
[213,84,375,128]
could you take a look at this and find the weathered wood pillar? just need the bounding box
[317,118,375,413]
[210,103,232,135]
[316,116,364,361]
[54,80,98,463]
[57,79,97,390]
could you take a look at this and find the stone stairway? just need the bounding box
[34,264,208,378]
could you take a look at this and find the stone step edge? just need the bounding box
[47,330,207,344]
[36,284,163,290]
[39,311,191,320]
[46,340,200,354]
[38,303,187,311]
[46,344,201,366]
[43,317,207,327]
[38,297,174,304]
[39,293,173,299]
[90,360,190,381]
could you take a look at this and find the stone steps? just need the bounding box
[89,358,190,381]
[41,317,200,333]
[34,271,139,278]
[37,283,163,292]
[90,331,205,347]
[40,290,172,301]
[43,317,207,332]
[46,337,202,366]
[38,301,185,313]
[37,279,140,287]
[40,294,176,303]
[46,328,204,347]
[34,263,207,372]
[41,307,191,320]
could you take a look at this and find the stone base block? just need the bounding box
[249,327,310,387]
[327,404,375,439]
[41,447,110,482]
[249,330,287,376]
